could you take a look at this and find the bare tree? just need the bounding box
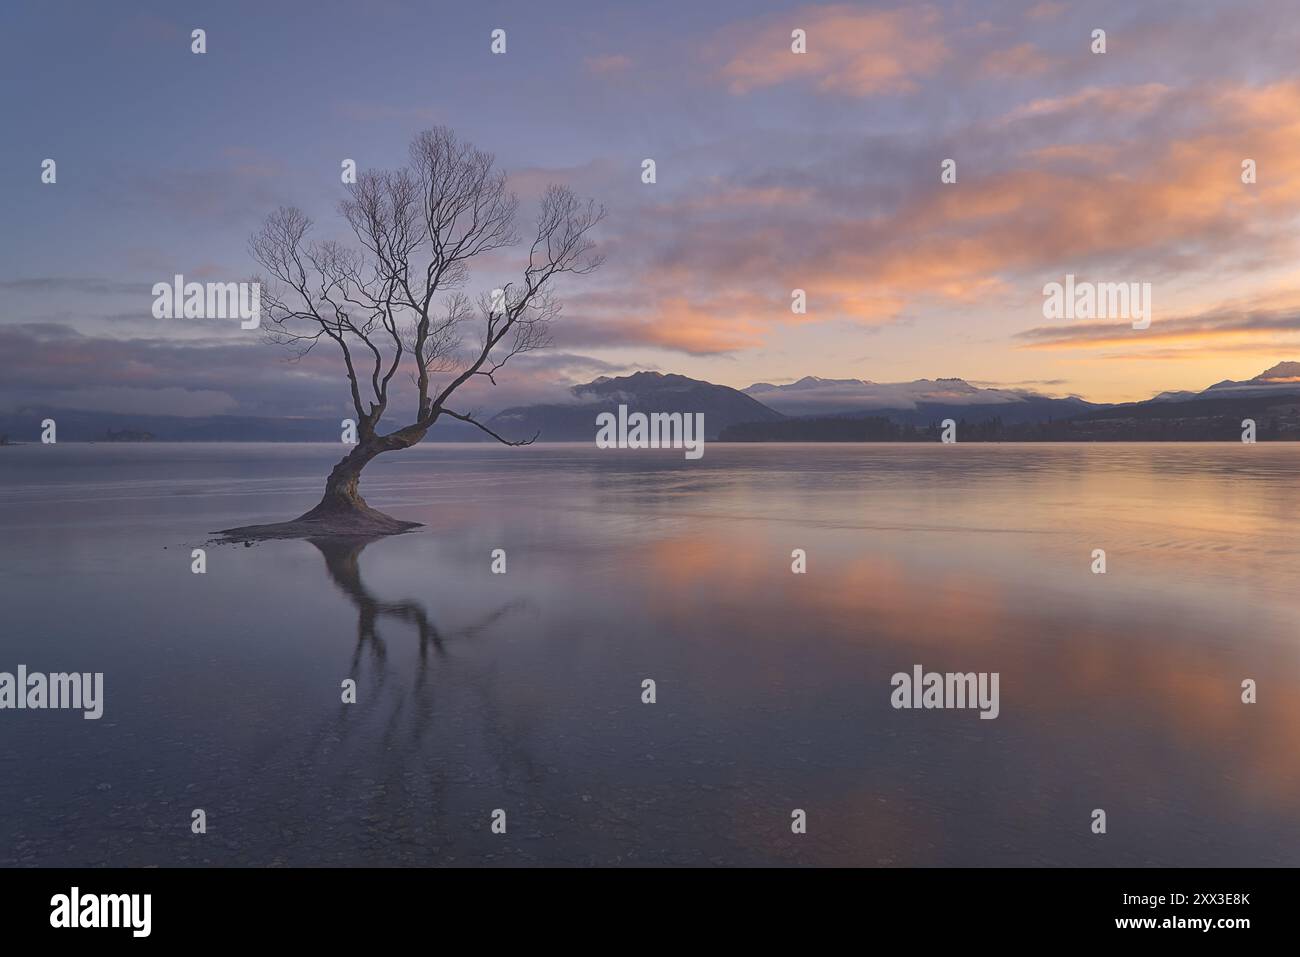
[227,128,603,537]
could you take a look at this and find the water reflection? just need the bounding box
[307,534,528,722]
[4,443,1300,865]
[310,535,521,667]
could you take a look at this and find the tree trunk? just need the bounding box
[218,428,429,540]
[290,440,420,533]
[312,444,383,514]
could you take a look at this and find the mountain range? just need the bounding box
[487,371,781,441]
[745,375,1084,413]
[4,364,1300,443]
[1150,362,1300,401]
[724,363,1300,442]
[741,375,1095,427]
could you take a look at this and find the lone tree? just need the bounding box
[222,128,603,539]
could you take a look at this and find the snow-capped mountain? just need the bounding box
[743,375,1088,417]
[1152,363,1300,402]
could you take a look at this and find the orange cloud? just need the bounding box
[1017,292,1300,355]
[836,80,1300,316]
[714,4,947,96]
[998,83,1171,123]
[638,307,764,353]
[585,76,1300,363]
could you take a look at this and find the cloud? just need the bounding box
[14,0,1300,409]
[0,322,626,418]
[712,4,947,96]
[584,53,632,74]
[970,378,1070,387]
[17,386,240,417]
[595,76,1300,357]
[0,277,146,295]
[1025,1,1067,20]
[431,352,631,411]
[556,289,771,356]
[1015,301,1300,356]
[96,162,291,230]
[444,72,1300,369]
[980,43,1052,77]
[998,84,1172,124]
[0,323,331,417]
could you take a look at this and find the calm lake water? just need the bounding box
[1,442,1297,866]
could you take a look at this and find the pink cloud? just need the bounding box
[712,4,947,96]
[584,53,632,74]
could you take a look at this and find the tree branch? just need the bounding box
[441,409,538,446]
[251,127,602,451]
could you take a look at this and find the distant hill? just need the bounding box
[1060,389,1300,441]
[11,363,1300,443]
[1050,362,1300,440]
[742,374,1097,428]
[0,409,487,443]
[744,374,1089,416]
[103,428,155,442]
[487,371,783,441]
[723,364,1300,441]
[1152,363,1300,402]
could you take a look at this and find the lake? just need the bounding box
[1,442,1297,866]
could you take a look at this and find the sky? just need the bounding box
[2,0,1300,421]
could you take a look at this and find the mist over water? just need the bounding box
[1,442,1297,866]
